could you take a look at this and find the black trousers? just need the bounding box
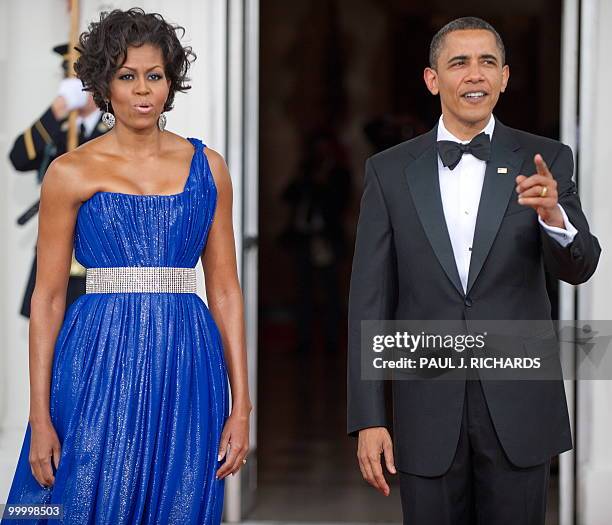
[399,376,551,525]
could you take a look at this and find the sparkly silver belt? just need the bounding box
[85,267,197,294]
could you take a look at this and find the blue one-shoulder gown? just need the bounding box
[2,138,229,524]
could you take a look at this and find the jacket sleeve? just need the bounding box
[9,107,64,173]
[539,144,601,284]
[347,157,397,436]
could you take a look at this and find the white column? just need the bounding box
[559,1,579,523]
[577,0,612,523]
[223,0,260,520]
[0,0,70,502]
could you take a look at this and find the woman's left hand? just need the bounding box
[216,410,250,479]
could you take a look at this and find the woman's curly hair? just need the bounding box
[74,7,196,113]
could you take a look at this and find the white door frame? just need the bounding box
[224,0,259,521]
[559,1,579,524]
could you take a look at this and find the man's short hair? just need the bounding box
[429,17,506,69]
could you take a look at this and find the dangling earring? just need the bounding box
[102,99,115,129]
[158,112,167,131]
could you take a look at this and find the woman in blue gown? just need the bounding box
[2,8,251,524]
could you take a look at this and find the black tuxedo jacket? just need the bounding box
[347,119,601,476]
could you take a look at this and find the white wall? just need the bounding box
[577,0,612,523]
[0,0,231,504]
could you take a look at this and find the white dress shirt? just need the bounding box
[437,114,578,293]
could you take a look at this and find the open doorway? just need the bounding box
[254,1,563,521]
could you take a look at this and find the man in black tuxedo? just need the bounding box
[347,17,600,524]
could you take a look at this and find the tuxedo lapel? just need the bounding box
[404,127,465,298]
[466,122,522,295]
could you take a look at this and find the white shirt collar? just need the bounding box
[76,109,102,137]
[437,113,495,143]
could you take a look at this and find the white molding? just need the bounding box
[559,0,579,523]
[577,0,612,524]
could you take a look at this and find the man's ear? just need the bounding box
[500,64,510,93]
[424,67,439,96]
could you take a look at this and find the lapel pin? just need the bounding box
[497,167,508,174]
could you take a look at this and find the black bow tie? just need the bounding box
[437,132,491,170]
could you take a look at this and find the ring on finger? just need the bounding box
[540,186,548,198]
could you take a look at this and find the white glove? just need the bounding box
[57,78,88,111]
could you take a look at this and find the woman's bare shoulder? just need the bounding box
[202,145,225,165]
[43,151,86,205]
[202,145,231,190]
[162,131,198,156]
[45,135,111,203]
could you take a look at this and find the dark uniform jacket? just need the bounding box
[10,106,108,317]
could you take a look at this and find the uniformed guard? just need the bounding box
[10,43,110,318]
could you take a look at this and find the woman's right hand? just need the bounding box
[29,419,61,489]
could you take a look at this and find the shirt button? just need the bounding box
[464,210,469,215]
[464,297,473,307]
